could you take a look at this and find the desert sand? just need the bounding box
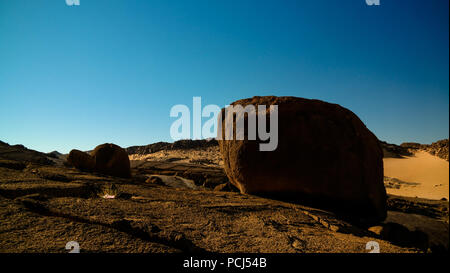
[384,151,449,200]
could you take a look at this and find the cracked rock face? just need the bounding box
[218,96,387,223]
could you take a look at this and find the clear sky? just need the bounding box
[0,0,448,153]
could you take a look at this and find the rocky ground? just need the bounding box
[0,140,448,253]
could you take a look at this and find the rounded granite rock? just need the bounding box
[217,96,387,222]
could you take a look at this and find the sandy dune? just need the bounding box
[384,151,449,200]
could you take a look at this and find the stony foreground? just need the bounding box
[0,159,447,253]
[1,140,448,253]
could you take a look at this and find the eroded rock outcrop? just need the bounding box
[380,141,413,158]
[401,140,449,161]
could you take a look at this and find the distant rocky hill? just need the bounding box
[3,137,447,163]
[0,140,54,165]
[379,141,413,158]
[127,138,449,161]
[400,139,449,161]
[126,139,218,155]
[366,139,449,161]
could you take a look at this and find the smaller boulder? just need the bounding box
[91,143,131,178]
[66,149,95,171]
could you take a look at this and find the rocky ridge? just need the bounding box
[400,139,449,161]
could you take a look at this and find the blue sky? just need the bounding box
[0,0,448,153]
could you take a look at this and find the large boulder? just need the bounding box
[90,143,131,178]
[217,96,387,222]
[66,149,95,171]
